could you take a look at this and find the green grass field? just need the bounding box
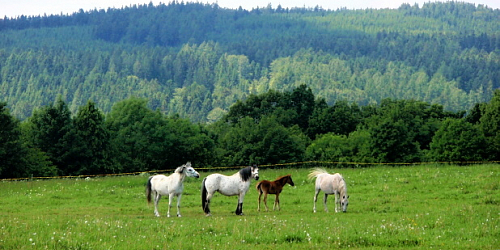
[1,164,498,249]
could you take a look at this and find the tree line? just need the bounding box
[2,86,499,179]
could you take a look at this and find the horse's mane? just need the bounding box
[239,166,253,182]
[338,175,348,196]
[275,174,290,180]
[275,174,291,185]
[307,168,329,180]
[174,162,191,174]
[275,174,291,182]
[174,166,184,174]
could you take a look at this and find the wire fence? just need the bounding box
[1,160,499,182]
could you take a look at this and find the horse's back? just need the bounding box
[204,173,222,186]
[257,180,281,194]
[256,180,271,191]
[204,173,223,192]
[317,173,343,194]
[151,174,179,195]
[151,174,168,184]
[205,173,244,196]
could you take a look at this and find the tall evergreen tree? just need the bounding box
[70,100,113,175]
[106,97,162,172]
[24,97,74,175]
[479,90,500,160]
[0,102,26,178]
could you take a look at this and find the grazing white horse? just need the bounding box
[308,168,349,213]
[146,162,200,217]
[201,166,259,216]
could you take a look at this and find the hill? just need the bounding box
[1,1,499,122]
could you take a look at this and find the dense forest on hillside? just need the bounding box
[1,1,499,122]
[1,1,500,178]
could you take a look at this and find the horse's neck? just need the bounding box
[234,172,247,182]
[277,177,287,186]
[174,172,185,182]
[339,181,347,196]
[237,175,252,186]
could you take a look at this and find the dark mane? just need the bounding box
[275,175,290,181]
[276,175,290,184]
[239,166,253,182]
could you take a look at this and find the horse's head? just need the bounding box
[286,175,295,186]
[251,165,259,180]
[341,195,349,212]
[181,162,200,178]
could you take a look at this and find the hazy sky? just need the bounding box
[1,0,499,18]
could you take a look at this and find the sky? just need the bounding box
[1,0,499,18]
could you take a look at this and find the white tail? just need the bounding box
[307,168,329,180]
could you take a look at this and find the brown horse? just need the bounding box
[256,174,294,211]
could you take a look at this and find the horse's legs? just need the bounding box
[204,192,213,216]
[274,193,280,211]
[176,194,182,217]
[257,191,262,211]
[167,193,175,217]
[263,192,269,212]
[236,193,244,215]
[236,202,243,215]
[154,192,161,217]
[323,193,329,212]
[313,188,320,213]
[334,192,339,213]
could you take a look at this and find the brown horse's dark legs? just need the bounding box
[263,193,269,211]
[258,193,262,211]
[274,194,280,211]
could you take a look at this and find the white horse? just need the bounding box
[308,168,349,213]
[201,166,259,216]
[146,162,200,217]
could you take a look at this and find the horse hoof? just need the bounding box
[205,213,212,217]
[177,215,182,217]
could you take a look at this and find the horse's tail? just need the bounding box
[256,181,263,194]
[307,167,329,180]
[146,176,153,204]
[201,177,209,214]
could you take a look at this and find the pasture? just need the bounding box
[0,164,498,249]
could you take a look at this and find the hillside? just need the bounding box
[1,1,499,122]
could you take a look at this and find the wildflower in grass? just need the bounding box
[305,232,311,242]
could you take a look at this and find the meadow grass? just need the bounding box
[0,164,498,249]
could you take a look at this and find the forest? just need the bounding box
[1,1,500,178]
[1,1,499,122]
[1,86,500,178]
